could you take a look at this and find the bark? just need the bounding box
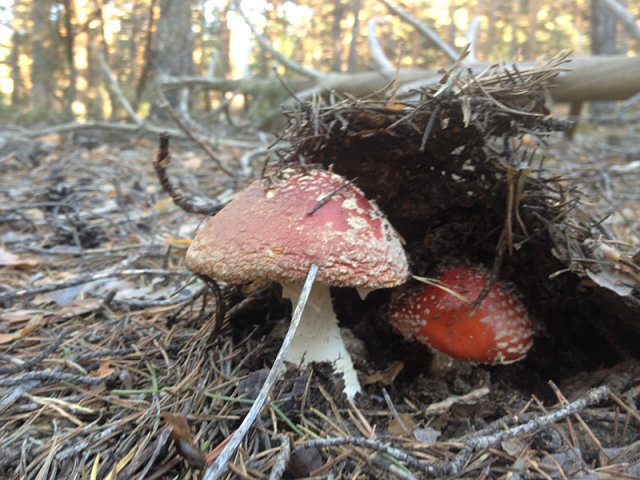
[590,0,623,115]
[153,0,194,119]
[30,0,53,113]
[551,55,640,103]
[598,0,640,42]
[61,0,77,118]
[346,0,363,72]
[94,0,120,118]
[331,0,346,72]
[511,0,520,57]
[10,32,21,107]
[485,0,498,57]
[524,0,539,59]
[134,0,158,106]
[591,0,619,55]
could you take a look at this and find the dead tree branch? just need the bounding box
[379,0,459,62]
[367,18,396,75]
[97,52,143,126]
[598,0,640,42]
[235,0,322,79]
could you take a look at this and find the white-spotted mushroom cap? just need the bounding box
[186,168,408,288]
[389,265,533,364]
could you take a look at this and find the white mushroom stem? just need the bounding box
[281,282,362,399]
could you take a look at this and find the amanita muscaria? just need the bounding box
[186,167,408,398]
[388,265,533,365]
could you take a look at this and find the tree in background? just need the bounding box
[1,0,638,123]
[152,0,195,119]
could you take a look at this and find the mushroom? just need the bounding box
[186,167,408,398]
[388,265,533,365]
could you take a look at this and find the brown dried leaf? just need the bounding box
[387,413,415,436]
[0,247,39,269]
[162,412,207,469]
[161,412,193,441]
[363,360,404,386]
[90,361,117,378]
[0,315,46,344]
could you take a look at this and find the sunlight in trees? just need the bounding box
[0,0,637,121]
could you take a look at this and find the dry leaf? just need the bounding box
[363,360,404,386]
[163,234,192,248]
[387,413,415,436]
[162,412,207,469]
[0,315,46,345]
[90,361,117,378]
[502,437,527,457]
[0,247,39,269]
[161,412,192,440]
[153,197,176,211]
[0,309,45,324]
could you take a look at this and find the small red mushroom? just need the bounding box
[389,265,533,364]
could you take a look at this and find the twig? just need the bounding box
[202,264,319,480]
[292,437,442,476]
[0,268,190,303]
[155,89,234,177]
[293,385,612,477]
[0,328,70,375]
[235,0,321,79]
[378,0,459,62]
[0,369,114,387]
[423,386,490,415]
[269,434,291,480]
[198,274,225,344]
[306,178,357,216]
[367,18,395,75]
[153,133,225,215]
[445,385,612,476]
[97,52,142,126]
[0,381,39,414]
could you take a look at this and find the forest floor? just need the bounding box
[0,121,639,479]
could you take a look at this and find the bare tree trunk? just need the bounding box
[217,0,232,78]
[10,32,22,107]
[590,0,621,115]
[61,0,77,119]
[523,0,539,59]
[346,0,362,72]
[510,0,520,57]
[94,0,120,118]
[448,1,456,48]
[134,0,158,108]
[30,0,53,113]
[331,0,346,72]
[153,0,194,119]
[485,0,498,58]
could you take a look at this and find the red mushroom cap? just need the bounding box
[389,265,533,364]
[185,168,408,288]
